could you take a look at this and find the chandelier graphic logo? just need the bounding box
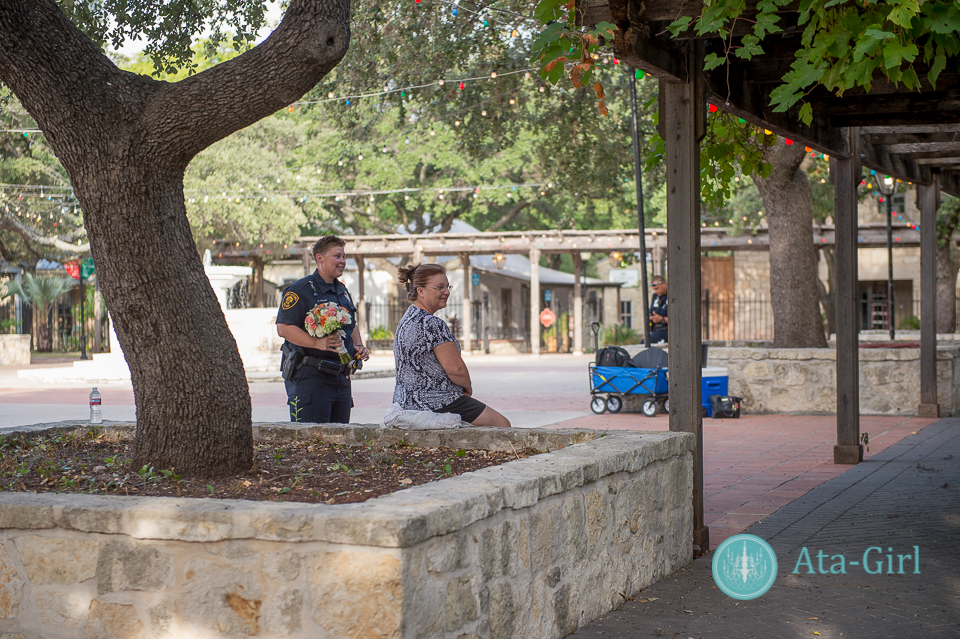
[712,534,778,600]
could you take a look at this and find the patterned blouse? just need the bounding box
[392,305,464,411]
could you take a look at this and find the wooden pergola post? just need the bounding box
[354,255,367,335]
[661,43,708,555]
[461,252,473,354]
[572,251,583,355]
[530,246,541,356]
[919,174,940,417]
[833,127,863,464]
[302,247,312,276]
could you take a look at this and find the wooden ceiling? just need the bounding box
[591,0,960,196]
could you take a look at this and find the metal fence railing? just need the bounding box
[701,291,775,341]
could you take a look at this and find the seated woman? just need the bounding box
[393,263,511,428]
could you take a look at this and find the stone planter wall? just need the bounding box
[0,334,30,366]
[0,423,694,639]
[709,345,960,415]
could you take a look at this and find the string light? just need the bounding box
[307,67,537,105]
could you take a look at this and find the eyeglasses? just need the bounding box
[651,282,665,288]
[425,285,452,292]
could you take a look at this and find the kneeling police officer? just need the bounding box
[276,235,370,423]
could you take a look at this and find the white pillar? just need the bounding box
[530,247,540,356]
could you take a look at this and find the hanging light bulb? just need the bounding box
[439,78,445,85]
[512,29,519,37]
[524,72,531,79]
[481,110,487,116]
[490,71,497,78]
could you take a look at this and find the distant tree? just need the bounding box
[7,272,74,351]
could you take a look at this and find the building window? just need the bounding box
[620,300,632,328]
[501,288,513,330]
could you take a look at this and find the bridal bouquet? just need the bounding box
[305,302,353,364]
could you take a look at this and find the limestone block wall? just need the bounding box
[0,335,30,366]
[0,425,694,639]
[710,346,960,415]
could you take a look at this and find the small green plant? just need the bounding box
[138,465,159,484]
[603,324,640,346]
[455,449,466,458]
[442,457,454,475]
[160,469,184,496]
[206,484,215,495]
[860,432,870,453]
[289,396,303,422]
[900,316,921,330]
[369,325,393,341]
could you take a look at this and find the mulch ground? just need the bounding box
[0,427,536,504]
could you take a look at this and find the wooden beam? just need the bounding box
[461,253,472,353]
[885,142,960,154]
[813,91,960,127]
[661,44,708,556]
[832,128,863,465]
[918,176,939,417]
[613,27,687,83]
[862,124,960,135]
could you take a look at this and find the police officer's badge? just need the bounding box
[282,292,299,310]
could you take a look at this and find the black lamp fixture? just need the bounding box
[876,175,898,340]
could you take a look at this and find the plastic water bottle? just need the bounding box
[89,387,102,424]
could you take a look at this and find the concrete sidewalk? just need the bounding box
[569,417,960,638]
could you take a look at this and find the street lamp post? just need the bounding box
[876,176,898,340]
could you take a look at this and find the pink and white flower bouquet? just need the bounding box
[305,302,353,364]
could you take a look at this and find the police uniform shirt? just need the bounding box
[650,292,668,330]
[276,271,358,360]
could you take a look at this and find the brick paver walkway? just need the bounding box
[549,413,937,549]
[569,417,960,638]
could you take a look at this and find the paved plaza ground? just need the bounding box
[570,416,960,638]
[2,353,957,637]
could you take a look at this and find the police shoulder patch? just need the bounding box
[281,292,299,310]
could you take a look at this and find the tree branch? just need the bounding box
[486,199,530,232]
[0,210,88,253]
[149,0,351,162]
[0,0,350,168]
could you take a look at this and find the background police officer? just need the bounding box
[649,277,669,344]
[276,236,370,423]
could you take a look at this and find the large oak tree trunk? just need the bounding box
[935,245,958,333]
[754,142,828,348]
[935,200,960,333]
[0,0,350,476]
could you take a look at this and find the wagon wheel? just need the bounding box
[590,396,608,414]
[641,398,659,417]
[606,396,623,413]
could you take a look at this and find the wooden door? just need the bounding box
[701,256,735,340]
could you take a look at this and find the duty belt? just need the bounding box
[301,356,350,376]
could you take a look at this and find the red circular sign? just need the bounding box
[539,308,556,328]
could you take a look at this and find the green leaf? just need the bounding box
[666,16,693,37]
[534,0,568,23]
[928,46,947,87]
[799,102,814,125]
[532,22,565,52]
[704,52,725,71]
[888,0,921,27]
